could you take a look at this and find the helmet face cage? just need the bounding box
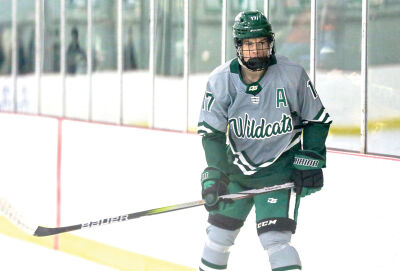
[234,34,275,71]
[232,11,275,71]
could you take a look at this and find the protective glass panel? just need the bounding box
[92,0,117,71]
[43,1,61,73]
[91,0,119,123]
[188,0,223,132]
[367,1,400,156]
[122,0,151,126]
[0,0,12,76]
[41,1,62,117]
[0,0,12,112]
[269,0,311,72]
[66,1,88,75]
[17,0,35,75]
[153,0,185,130]
[316,1,362,151]
[155,0,184,76]
[123,0,149,71]
[225,0,265,61]
[65,0,89,120]
[17,0,37,113]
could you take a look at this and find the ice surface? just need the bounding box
[0,234,116,270]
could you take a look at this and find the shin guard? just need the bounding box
[259,231,301,271]
[199,225,240,271]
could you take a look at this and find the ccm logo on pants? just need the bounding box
[257,219,277,229]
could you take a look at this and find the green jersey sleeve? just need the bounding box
[198,76,231,173]
[303,122,330,162]
[201,132,230,173]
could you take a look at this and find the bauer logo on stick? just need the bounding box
[82,215,128,228]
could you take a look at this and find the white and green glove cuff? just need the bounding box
[293,150,325,170]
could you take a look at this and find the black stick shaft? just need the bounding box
[34,182,294,237]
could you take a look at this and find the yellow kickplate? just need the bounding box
[0,217,54,248]
[0,217,195,271]
[59,234,195,271]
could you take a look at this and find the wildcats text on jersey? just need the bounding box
[229,113,293,140]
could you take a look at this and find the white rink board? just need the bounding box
[0,113,399,270]
[0,114,58,227]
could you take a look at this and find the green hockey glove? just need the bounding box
[291,169,323,197]
[292,150,325,197]
[201,167,231,211]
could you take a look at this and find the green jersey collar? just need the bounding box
[229,56,276,96]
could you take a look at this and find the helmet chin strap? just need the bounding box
[238,57,268,85]
[237,57,252,71]
[237,44,273,72]
[238,56,271,72]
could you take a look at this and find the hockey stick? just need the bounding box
[0,182,294,237]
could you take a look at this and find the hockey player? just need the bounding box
[198,10,332,271]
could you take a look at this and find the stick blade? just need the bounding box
[33,226,55,237]
[34,225,81,237]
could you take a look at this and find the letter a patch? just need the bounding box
[276,88,288,108]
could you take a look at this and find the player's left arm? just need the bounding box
[297,68,332,160]
[292,69,332,197]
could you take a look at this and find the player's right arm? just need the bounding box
[198,79,231,209]
[197,80,230,173]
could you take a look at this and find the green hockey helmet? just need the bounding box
[233,11,275,71]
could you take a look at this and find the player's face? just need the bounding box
[241,37,271,62]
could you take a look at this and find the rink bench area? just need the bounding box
[0,113,399,271]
